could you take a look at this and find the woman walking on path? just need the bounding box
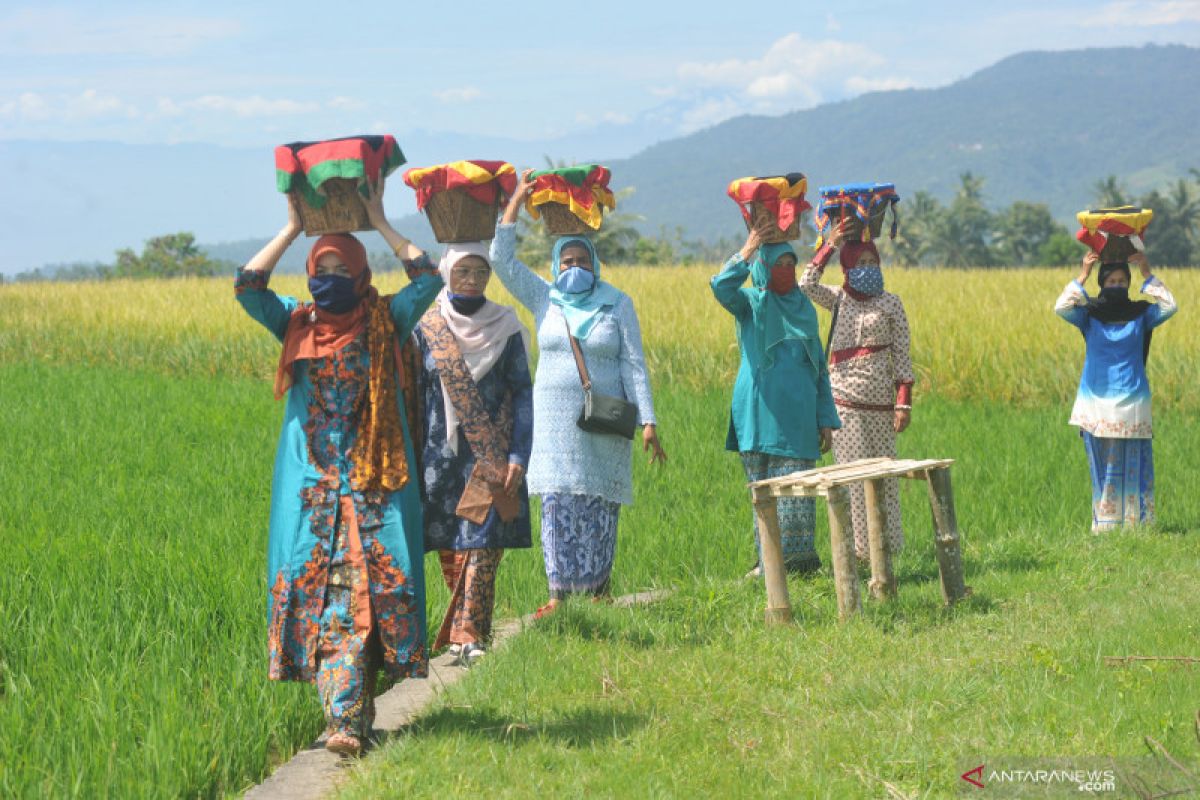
[800,221,913,561]
[235,184,441,757]
[414,242,533,666]
[489,169,667,618]
[1054,250,1177,531]
[712,226,839,576]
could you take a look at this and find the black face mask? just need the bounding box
[308,273,360,314]
[448,293,486,316]
[1099,285,1129,303]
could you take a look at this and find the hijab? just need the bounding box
[275,234,374,399]
[745,242,821,367]
[1087,262,1154,362]
[548,236,622,339]
[435,243,530,453]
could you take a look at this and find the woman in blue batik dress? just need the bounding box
[1054,249,1177,531]
[414,242,533,667]
[235,184,442,757]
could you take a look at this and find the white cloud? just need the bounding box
[433,87,482,104]
[328,96,367,111]
[0,9,241,57]
[844,76,915,94]
[0,89,138,121]
[1082,0,1200,26]
[184,95,321,117]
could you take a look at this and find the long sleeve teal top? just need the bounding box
[711,254,840,460]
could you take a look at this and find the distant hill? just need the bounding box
[611,44,1200,243]
[5,44,1198,274]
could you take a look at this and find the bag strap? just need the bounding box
[564,315,592,391]
[825,294,842,363]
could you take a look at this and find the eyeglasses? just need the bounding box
[450,266,491,281]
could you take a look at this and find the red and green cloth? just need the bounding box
[526,165,616,229]
[275,135,405,209]
[402,160,517,211]
[727,174,812,232]
[1075,206,1154,254]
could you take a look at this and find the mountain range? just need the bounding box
[3,43,1197,274]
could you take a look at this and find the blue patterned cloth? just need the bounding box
[740,452,819,571]
[489,224,656,505]
[541,493,621,598]
[415,330,534,551]
[1081,432,1154,532]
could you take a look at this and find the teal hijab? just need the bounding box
[745,242,821,366]
[549,236,622,340]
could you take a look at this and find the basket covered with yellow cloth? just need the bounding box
[526,165,616,235]
[275,135,406,235]
[1076,206,1153,263]
[727,174,812,243]
[403,160,517,243]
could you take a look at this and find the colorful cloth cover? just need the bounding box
[727,173,811,232]
[275,135,406,209]
[402,160,518,211]
[525,165,616,229]
[1075,206,1154,255]
[814,183,900,245]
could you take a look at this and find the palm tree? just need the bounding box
[1092,175,1129,209]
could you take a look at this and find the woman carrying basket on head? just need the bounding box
[489,169,667,618]
[800,218,913,562]
[414,242,534,666]
[712,224,840,577]
[235,182,441,757]
[1054,248,1176,531]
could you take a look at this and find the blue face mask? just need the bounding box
[309,273,360,314]
[555,267,595,294]
[448,293,487,316]
[846,265,884,296]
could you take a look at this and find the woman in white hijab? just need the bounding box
[414,243,533,666]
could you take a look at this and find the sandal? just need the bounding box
[533,601,559,620]
[325,731,362,758]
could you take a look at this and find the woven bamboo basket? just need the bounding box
[539,202,595,236]
[293,178,372,236]
[744,201,800,243]
[825,202,890,242]
[1099,234,1138,264]
[425,189,500,243]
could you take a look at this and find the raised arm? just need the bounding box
[710,226,764,318]
[488,169,551,315]
[800,219,848,310]
[235,197,302,341]
[1131,253,1178,329]
[1054,252,1095,330]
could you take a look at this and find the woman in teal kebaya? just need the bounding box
[711,226,840,576]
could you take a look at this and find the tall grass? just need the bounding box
[0,265,1195,407]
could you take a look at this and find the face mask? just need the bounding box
[766,264,796,295]
[846,265,884,296]
[1100,285,1129,303]
[448,293,487,316]
[555,267,595,294]
[309,273,360,313]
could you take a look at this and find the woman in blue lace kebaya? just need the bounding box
[235,184,441,757]
[490,169,667,618]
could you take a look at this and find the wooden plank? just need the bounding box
[925,467,969,605]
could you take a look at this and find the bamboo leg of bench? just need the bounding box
[826,484,861,620]
[925,467,968,605]
[864,477,897,601]
[753,493,792,624]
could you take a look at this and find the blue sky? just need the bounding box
[4,0,1200,151]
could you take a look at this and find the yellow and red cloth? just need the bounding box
[1075,206,1154,254]
[275,135,405,209]
[402,160,517,211]
[525,165,616,229]
[727,173,812,232]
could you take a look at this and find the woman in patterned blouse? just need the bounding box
[801,220,913,561]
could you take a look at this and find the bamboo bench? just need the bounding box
[748,457,968,623]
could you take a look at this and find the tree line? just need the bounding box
[6,171,1199,284]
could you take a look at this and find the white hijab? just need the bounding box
[436,243,529,454]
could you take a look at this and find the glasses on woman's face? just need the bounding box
[450,266,491,283]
